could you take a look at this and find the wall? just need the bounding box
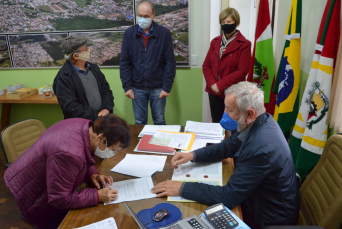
[0,1,210,128]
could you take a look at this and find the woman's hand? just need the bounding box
[171,152,194,169]
[151,180,183,197]
[98,187,118,203]
[211,83,221,95]
[90,174,113,189]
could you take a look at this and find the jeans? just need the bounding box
[132,88,166,125]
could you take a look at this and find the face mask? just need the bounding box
[221,23,236,34]
[220,112,243,131]
[137,17,152,29]
[94,140,119,159]
[77,49,90,62]
[220,99,259,131]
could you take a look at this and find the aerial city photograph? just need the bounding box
[8,33,67,68]
[0,0,189,68]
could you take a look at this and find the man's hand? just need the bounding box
[151,180,183,197]
[98,187,118,203]
[159,90,170,98]
[90,174,113,189]
[125,89,134,99]
[211,83,221,95]
[171,152,194,169]
[98,109,110,117]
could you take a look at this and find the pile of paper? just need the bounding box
[184,121,225,140]
[138,125,181,137]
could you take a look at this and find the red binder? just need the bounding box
[137,135,175,153]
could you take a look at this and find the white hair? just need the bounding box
[64,49,81,60]
[225,81,266,116]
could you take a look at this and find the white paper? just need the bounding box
[150,131,193,150]
[138,125,181,137]
[171,161,223,185]
[111,155,162,177]
[185,121,224,136]
[74,217,118,229]
[124,154,167,172]
[105,177,156,205]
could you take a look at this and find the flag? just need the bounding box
[248,0,276,115]
[273,0,301,139]
[289,0,341,181]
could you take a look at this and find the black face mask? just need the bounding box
[221,23,236,35]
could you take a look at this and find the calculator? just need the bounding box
[203,203,239,229]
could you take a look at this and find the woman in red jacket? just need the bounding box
[203,7,251,123]
[4,115,132,229]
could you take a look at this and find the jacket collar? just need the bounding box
[82,120,96,167]
[234,113,269,157]
[135,21,159,38]
[212,31,247,56]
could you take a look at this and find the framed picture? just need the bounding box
[0,0,189,69]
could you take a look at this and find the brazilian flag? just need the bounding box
[273,0,302,140]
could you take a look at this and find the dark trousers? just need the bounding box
[208,93,225,123]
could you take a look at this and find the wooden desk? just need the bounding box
[58,125,241,229]
[0,94,58,132]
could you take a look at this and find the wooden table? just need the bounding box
[58,125,242,229]
[0,93,58,132]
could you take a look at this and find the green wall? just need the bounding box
[0,68,203,128]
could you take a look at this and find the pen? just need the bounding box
[105,182,112,189]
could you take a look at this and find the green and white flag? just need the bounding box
[289,0,341,181]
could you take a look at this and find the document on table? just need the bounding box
[111,154,164,177]
[185,121,224,136]
[138,125,182,137]
[149,130,195,151]
[125,154,167,172]
[105,177,156,205]
[172,161,223,185]
[74,217,118,229]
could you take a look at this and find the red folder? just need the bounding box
[137,135,175,153]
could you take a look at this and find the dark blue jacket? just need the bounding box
[120,22,176,92]
[181,113,299,228]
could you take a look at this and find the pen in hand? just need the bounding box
[105,182,112,189]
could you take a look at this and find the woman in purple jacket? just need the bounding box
[4,115,132,228]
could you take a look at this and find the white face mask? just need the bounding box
[137,17,152,29]
[77,49,91,62]
[94,140,120,159]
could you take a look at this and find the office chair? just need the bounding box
[266,134,342,229]
[0,119,46,169]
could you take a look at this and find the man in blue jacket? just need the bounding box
[152,82,300,228]
[120,1,176,125]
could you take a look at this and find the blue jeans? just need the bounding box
[132,88,166,125]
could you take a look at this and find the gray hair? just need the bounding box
[138,1,155,15]
[64,49,81,60]
[225,81,266,116]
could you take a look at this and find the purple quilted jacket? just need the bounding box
[4,118,99,228]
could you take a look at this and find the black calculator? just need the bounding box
[204,203,238,229]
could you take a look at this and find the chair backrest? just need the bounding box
[1,119,46,164]
[298,134,342,228]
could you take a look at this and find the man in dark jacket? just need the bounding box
[53,35,114,121]
[120,1,176,125]
[152,82,300,228]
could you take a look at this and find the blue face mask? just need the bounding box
[220,112,240,131]
[137,17,152,29]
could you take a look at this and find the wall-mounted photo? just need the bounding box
[0,0,134,34]
[135,0,189,64]
[0,36,11,68]
[8,33,68,68]
[70,31,124,67]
